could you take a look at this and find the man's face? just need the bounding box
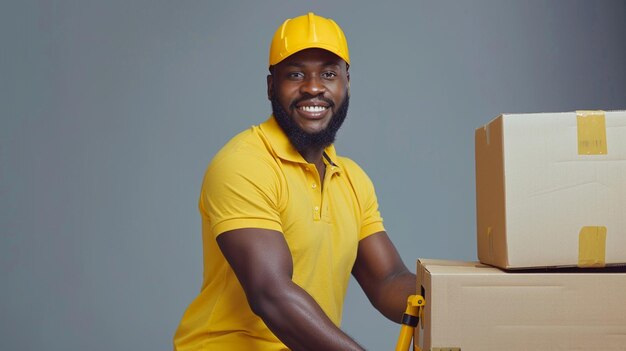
[268,48,350,152]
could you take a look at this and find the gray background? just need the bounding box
[1,1,625,350]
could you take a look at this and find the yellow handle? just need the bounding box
[395,325,415,351]
[394,295,425,351]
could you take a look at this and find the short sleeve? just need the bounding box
[199,148,283,237]
[339,158,385,240]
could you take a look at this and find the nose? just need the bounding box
[299,75,326,96]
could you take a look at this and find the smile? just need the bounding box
[298,105,328,113]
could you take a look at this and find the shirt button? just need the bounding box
[311,183,317,189]
[314,206,319,212]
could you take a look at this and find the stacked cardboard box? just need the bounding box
[415,111,626,351]
[475,111,626,270]
[415,259,626,350]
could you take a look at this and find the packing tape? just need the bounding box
[578,226,607,267]
[576,110,607,155]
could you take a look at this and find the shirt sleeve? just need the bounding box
[340,158,385,240]
[199,148,283,237]
[358,177,385,240]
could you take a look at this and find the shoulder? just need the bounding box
[337,156,372,183]
[199,126,286,204]
[335,156,379,200]
[199,126,284,214]
[208,126,280,177]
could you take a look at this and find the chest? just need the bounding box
[277,164,361,264]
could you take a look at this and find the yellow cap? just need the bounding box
[269,12,350,67]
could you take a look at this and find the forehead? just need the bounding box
[276,48,346,69]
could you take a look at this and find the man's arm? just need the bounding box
[352,231,416,322]
[217,228,365,351]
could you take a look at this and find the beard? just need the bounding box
[271,90,349,154]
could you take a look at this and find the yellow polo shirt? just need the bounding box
[174,116,385,350]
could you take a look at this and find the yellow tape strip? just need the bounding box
[576,110,607,155]
[578,226,607,267]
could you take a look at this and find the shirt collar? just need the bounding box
[260,115,341,170]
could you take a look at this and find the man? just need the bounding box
[174,12,415,350]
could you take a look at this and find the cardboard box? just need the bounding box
[475,111,626,269]
[415,258,626,351]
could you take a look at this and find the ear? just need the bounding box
[266,74,273,100]
[346,67,350,96]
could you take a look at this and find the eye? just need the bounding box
[321,71,337,79]
[287,72,304,80]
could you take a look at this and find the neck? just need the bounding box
[301,146,327,184]
[299,146,324,165]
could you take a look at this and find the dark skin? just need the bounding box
[217,48,416,351]
[268,48,348,179]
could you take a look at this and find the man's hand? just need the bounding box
[217,228,365,351]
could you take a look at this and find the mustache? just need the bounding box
[289,94,335,110]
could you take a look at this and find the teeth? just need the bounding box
[300,106,327,112]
